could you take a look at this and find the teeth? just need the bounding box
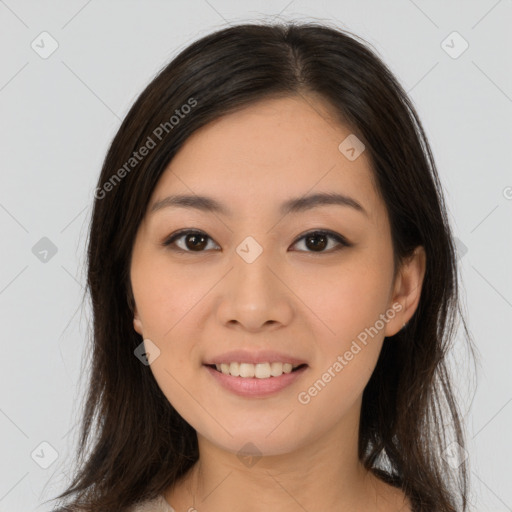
[214,362,300,378]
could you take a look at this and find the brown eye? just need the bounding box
[162,230,219,252]
[304,232,328,251]
[183,232,208,251]
[290,230,350,253]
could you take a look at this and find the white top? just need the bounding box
[127,494,175,511]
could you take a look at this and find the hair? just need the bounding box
[47,20,478,512]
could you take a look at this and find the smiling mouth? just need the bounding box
[205,362,308,379]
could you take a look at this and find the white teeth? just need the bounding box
[255,363,270,379]
[239,363,255,378]
[229,362,240,377]
[213,362,300,378]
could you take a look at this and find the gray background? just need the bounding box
[0,1,511,511]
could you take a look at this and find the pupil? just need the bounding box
[306,233,327,251]
[186,233,207,251]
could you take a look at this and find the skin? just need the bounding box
[130,94,426,512]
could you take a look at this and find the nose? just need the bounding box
[215,246,294,333]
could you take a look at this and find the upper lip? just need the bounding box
[204,350,308,366]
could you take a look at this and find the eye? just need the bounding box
[162,229,219,252]
[161,229,351,254]
[290,229,351,253]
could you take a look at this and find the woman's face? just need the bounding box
[130,94,423,457]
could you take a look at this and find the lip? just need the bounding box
[203,349,308,365]
[204,364,308,397]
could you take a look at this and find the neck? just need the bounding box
[164,415,399,511]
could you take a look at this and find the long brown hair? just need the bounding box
[47,21,477,512]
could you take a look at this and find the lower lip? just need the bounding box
[204,365,308,397]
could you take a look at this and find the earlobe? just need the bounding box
[133,307,143,336]
[384,246,426,337]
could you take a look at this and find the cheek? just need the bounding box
[131,255,207,377]
[132,256,205,338]
[295,268,389,419]
[291,259,392,347]
[296,343,380,434]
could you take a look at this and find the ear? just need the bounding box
[384,246,426,337]
[133,305,144,336]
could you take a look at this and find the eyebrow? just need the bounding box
[150,191,368,217]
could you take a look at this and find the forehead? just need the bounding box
[150,95,381,220]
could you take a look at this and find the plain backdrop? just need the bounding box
[0,1,511,511]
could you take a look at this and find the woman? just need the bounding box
[49,21,476,512]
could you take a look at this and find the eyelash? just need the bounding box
[161,229,351,254]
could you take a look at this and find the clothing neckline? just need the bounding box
[156,493,175,510]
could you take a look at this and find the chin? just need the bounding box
[197,423,308,459]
